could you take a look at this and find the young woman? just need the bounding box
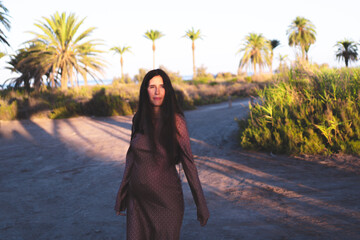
[114,69,209,239]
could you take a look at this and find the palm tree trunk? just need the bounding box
[61,75,67,90]
[121,55,124,80]
[61,67,67,90]
[69,68,74,88]
[192,41,196,79]
[84,75,88,86]
[34,75,41,92]
[50,67,55,88]
[301,46,306,62]
[84,67,88,86]
[253,64,256,76]
[152,41,156,69]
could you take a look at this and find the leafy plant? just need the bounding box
[238,65,360,155]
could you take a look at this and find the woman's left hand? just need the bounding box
[116,211,126,216]
[197,209,209,226]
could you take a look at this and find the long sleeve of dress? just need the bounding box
[114,146,134,212]
[176,114,210,224]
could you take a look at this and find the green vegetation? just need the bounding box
[238,64,360,155]
[183,28,202,79]
[192,66,215,83]
[0,77,265,120]
[144,30,164,69]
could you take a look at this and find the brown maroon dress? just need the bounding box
[115,114,209,240]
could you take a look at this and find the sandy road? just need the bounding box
[1,98,360,240]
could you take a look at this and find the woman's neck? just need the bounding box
[152,106,161,117]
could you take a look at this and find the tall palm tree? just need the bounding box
[183,27,202,79]
[237,33,271,75]
[110,45,132,80]
[287,16,316,61]
[335,39,358,67]
[269,39,280,73]
[0,1,10,47]
[26,12,105,90]
[144,30,163,69]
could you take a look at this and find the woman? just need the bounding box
[114,69,209,239]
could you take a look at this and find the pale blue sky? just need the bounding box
[1,0,359,83]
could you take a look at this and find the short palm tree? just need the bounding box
[287,16,316,61]
[269,39,280,73]
[335,39,358,67]
[0,1,10,47]
[6,45,51,91]
[110,45,132,80]
[237,33,271,75]
[144,30,164,69]
[278,54,289,71]
[183,27,202,79]
[26,12,105,90]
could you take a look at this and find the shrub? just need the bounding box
[0,99,17,120]
[238,64,360,156]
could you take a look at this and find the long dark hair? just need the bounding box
[132,69,184,164]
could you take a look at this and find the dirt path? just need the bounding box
[1,99,360,240]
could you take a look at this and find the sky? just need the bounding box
[1,0,360,84]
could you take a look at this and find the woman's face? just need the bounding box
[147,75,165,107]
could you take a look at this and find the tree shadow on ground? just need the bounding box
[0,117,132,240]
[185,136,360,239]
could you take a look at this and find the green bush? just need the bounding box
[238,65,360,156]
[0,99,17,120]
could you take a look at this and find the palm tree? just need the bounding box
[6,45,52,91]
[278,54,289,72]
[0,1,10,47]
[183,27,202,79]
[269,39,280,73]
[287,16,316,61]
[335,39,358,67]
[237,33,271,75]
[26,12,105,90]
[144,30,164,69]
[110,45,132,80]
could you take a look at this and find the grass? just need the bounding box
[238,63,360,155]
